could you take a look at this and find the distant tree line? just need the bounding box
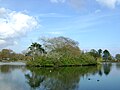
[88,49,113,62]
[0,49,32,61]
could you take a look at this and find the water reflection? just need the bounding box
[0,65,28,90]
[116,63,120,70]
[103,62,112,76]
[0,65,25,73]
[98,69,103,76]
[0,65,11,73]
[26,67,99,90]
[0,63,120,90]
[25,73,45,89]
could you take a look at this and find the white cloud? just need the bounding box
[50,0,120,9]
[95,9,101,13]
[0,8,38,49]
[38,13,70,17]
[68,0,85,10]
[50,0,66,3]
[96,0,120,9]
[47,31,62,35]
[50,0,85,10]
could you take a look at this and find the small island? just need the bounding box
[0,36,120,67]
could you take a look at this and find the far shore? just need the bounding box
[0,62,26,66]
[0,61,119,67]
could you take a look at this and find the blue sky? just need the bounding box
[0,0,120,56]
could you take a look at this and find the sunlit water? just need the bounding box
[0,62,120,90]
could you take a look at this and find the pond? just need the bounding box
[0,62,120,90]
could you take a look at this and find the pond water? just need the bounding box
[0,62,120,90]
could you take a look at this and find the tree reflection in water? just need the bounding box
[25,66,99,90]
[103,62,112,76]
[0,65,25,73]
[25,73,45,89]
[0,65,11,73]
[116,63,120,70]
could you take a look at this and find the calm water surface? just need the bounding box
[0,62,120,90]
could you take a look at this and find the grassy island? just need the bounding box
[26,36,102,67]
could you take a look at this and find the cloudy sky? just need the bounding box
[0,0,120,56]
